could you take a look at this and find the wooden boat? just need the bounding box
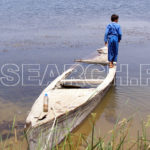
[25,46,116,150]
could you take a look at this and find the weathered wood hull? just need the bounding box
[26,46,116,150]
[26,75,114,150]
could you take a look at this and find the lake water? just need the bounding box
[0,0,150,148]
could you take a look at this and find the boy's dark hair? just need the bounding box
[111,14,119,22]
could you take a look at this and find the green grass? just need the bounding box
[1,115,150,150]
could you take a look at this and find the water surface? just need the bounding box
[0,0,150,148]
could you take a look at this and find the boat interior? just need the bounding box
[26,47,111,127]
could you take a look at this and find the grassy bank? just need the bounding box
[1,114,150,150]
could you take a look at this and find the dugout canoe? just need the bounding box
[25,46,116,150]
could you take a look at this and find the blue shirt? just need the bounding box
[104,22,122,42]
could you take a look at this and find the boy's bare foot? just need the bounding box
[109,62,114,68]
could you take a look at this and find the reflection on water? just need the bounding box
[74,86,117,133]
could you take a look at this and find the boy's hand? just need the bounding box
[105,42,107,46]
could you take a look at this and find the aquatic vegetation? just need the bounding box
[1,115,150,150]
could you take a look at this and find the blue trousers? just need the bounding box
[108,36,118,62]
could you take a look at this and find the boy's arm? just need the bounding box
[118,25,122,42]
[104,25,109,45]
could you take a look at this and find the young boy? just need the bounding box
[104,14,122,68]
